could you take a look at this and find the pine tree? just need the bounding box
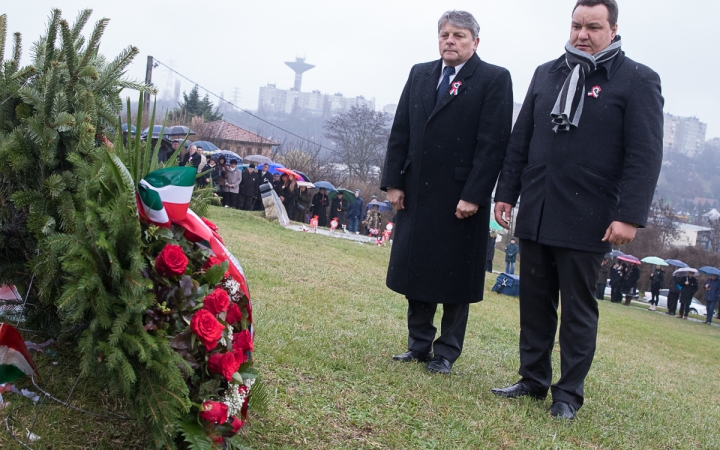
[171,85,222,122]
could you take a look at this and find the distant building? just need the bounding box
[706,137,720,152]
[669,222,712,247]
[195,120,278,157]
[383,104,397,116]
[258,57,375,117]
[664,113,707,158]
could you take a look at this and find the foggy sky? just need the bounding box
[4,0,718,137]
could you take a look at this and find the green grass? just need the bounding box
[3,207,719,449]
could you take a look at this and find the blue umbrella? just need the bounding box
[211,150,242,164]
[666,259,689,268]
[366,200,392,212]
[267,162,286,175]
[699,266,720,276]
[191,140,219,151]
[313,181,336,192]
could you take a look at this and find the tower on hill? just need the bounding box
[285,57,314,92]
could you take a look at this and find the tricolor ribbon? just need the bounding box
[137,167,251,300]
[449,81,462,96]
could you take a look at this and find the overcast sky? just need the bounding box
[4,0,718,137]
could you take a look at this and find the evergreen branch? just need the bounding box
[0,14,6,65]
[78,17,108,72]
[95,45,139,93]
[69,9,92,42]
[43,9,61,73]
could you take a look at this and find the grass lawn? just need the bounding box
[3,207,719,449]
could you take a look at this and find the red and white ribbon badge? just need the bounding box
[449,81,462,96]
[588,86,602,98]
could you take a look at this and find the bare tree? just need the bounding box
[323,105,390,182]
[275,138,345,186]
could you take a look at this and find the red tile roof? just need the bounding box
[197,120,278,145]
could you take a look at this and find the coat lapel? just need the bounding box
[429,53,481,120]
[422,60,442,117]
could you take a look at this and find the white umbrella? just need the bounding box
[673,267,698,276]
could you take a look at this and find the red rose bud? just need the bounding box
[229,416,245,434]
[190,309,225,351]
[207,352,240,382]
[225,303,243,325]
[155,244,189,277]
[183,228,203,243]
[238,385,249,395]
[202,256,229,277]
[233,329,254,353]
[241,396,249,418]
[203,287,230,315]
[199,401,228,424]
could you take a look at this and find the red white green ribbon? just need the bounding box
[0,324,37,384]
[449,81,462,96]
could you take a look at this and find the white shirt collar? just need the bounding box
[438,60,467,87]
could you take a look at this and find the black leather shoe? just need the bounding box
[392,350,433,362]
[549,401,577,420]
[426,355,453,374]
[490,380,547,400]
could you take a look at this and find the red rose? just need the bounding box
[229,416,245,434]
[238,385,249,396]
[241,396,249,419]
[234,347,248,366]
[233,329,254,353]
[203,288,230,314]
[202,217,218,231]
[203,256,229,277]
[155,244,188,277]
[183,228,203,243]
[225,303,243,325]
[207,351,240,382]
[190,309,225,350]
[199,401,228,424]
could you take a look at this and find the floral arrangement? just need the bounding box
[142,216,257,445]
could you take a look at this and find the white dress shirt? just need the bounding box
[437,60,467,88]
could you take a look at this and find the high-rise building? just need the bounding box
[663,113,707,158]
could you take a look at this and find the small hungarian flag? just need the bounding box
[0,323,37,384]
[137,167,197,227]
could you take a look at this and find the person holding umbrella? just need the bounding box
[648,266,665,311]
[703,273,720,324]
[330,191,349,228]
[595,258,610,300]
[609,260,624,303]
[666,274,682,316]
[623,264,640,306]
[311,187,329,227]
[676,270,698,319]
[347,189,364,234]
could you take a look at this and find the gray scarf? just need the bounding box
[551,36,622,132]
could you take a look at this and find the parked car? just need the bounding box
[642,289,707,316]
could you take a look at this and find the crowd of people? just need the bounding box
[596,260,720,323]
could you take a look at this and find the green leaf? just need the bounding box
[178,419,213,450]
[203,262,228,286]
[224,435,253,450]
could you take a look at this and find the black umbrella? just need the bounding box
[164,125,196,136]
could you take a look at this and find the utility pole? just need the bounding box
[144,55,153,112]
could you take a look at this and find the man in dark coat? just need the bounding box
[311,188,329,227]
[623,264,640,306]
[347,189,364,234]
[504,239,519,274]
[239,164,260,211]
[330,192,349,228]
[486,231,497,273]
[609,261,624,303]
[382,10,513,375]
[649,266,665,310]
[703,274,720,324]
[180,144,201,170]
[491,0,663,419]
[595,258,610,300]
[677,273,698,319]
[667,275,682,315]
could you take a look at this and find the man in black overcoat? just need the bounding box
[311,188,329,227]
[491,0,663,419]
[382,10,513,374]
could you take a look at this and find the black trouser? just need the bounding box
[667,291,680,314]
[406,300,469,363]
[517,239,603,410]
[595,283,606,300]
[610,286,623,303]
[678,296,692,317]
[240,194,254,211]
[650,287,660,305]
[486,260,493,273]
[224,192,239,209]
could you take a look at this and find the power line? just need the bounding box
[153,58,330,151]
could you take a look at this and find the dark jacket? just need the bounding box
[504,243,519,262]
[704,277,720,302]
[679,276,698,302]
[623,265,640,293]
[380,53,513,304]
[259,170,273,185]
[239,170,260,197]
[311,192,329,218]
[272,179,284,197]
[348,196,364,219]
[330,197,348,224]
[486,233,496,261]
[669,275,682,294]
[650,268,665,290]
[495,52,664,253]
[180,151,201,169]
[209,163,222,188]
[597,262,609,285]
[610,265,624,287]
